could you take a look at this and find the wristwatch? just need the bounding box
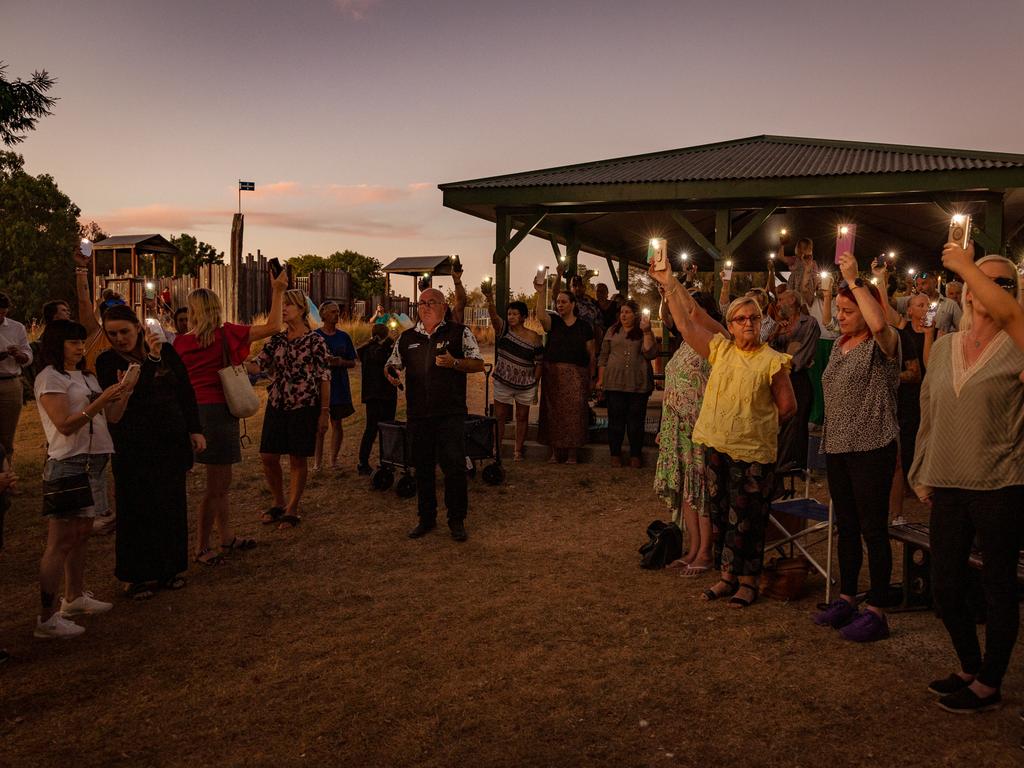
[852,277,866,289]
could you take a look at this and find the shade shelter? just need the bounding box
[382,255,462,303]
[440,135,1024,316]
[91,234,182,280]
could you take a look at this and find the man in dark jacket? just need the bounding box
[386,289,484,541]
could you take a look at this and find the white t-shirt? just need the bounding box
[34,367,114,460]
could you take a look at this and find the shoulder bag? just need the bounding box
[217,330,260,418]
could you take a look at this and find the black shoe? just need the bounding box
[449,522,468,542]
[937,686,1001,714]
[357,464,373,476]
[408,521,436,539]
[928,673,973,696]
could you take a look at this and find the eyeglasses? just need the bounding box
[417,300,444,309]
[993,276,1017,293]
[729,314,761,325]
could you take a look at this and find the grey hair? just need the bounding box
[725,296,762,324]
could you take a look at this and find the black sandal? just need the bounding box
[124,582,156,600]
[729,583,760,608]
[277,514,301,529]
[160,575,187,590]
[194,547,224,566]
[221,536,257,553]
[260,506,285,525]
[702,579,739,601]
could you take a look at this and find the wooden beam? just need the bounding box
[503,212,546,255]
[726,205,777,253]
[549,235,562,263]
[494,211,511,319]
[617,256,629,294]
[669,210,719,259]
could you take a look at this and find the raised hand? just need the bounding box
[838,252,859,285]
[941,241,975,276]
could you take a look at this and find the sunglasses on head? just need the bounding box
[916,272,933,280]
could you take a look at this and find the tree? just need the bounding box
[0,63,57,147]
[323,250,384,300]
[168,233,224,276]
[286,253,328,276]
[79,221,108,243]
[0,151,80,321]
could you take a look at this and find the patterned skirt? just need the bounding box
[538,362,590,449]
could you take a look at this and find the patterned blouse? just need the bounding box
[255,329,330,411]
[493,326,543,390]
[821,335,900,454]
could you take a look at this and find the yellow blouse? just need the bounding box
[692,334,792,464]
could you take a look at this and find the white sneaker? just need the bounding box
[34,614,85,639]
[60,591,113,617]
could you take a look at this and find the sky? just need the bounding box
[4,0,1024,294]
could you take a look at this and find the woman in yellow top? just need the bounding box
[650,264,796,608]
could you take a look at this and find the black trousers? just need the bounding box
[826,440,897,606]
[358,399,397,466]
[409,413,467,525]
[605,390,649,458]
[776,369,812,472]
[931,486,1024,689]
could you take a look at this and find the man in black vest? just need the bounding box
[386,288,484,541]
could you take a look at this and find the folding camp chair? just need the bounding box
[768,434,836,602]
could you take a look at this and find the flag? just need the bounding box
[239,181,255,191]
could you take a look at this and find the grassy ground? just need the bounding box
[1,358,1022,767]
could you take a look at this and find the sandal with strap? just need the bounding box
[729,583,760,608]
[124,582,156,600]
[260,506,285,525]
[702,579,739,601]
[277,514,301,530]
[221,536,257,553]
[194,548,224,566]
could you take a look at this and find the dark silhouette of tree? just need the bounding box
[0,63,57,147]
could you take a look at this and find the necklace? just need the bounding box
[968,328,997,349]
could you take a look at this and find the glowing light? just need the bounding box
[145,282,155,291]
[930,301,938,309]
[908,268,917,276]
[642,308,651,316]
[769,252,776,260]
[388,320,398,329]
[680,252,689,261]
[537,264,544,271]
[780,228,788,237]
[839,225,850,236]
[725,260,733,268]
[951,214,965,224]
[820,272,829,281]
[650,238,661,248]
[888,251,896,259]
[870,277,879,285]
[422,272,429,278]
[560,256,566,263]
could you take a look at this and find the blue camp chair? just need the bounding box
[769,434,835,602]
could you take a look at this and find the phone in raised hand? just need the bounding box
[835,225,856,264]
[923,302,938,328]
[648,238,668,272]
[145,317,167,343]
[948,214,972,249]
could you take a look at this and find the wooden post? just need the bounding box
[494,210,511,320]
[984,194,1005,254]
[131,245,137,274]
[713,208,731,298]
[230,214,244,323]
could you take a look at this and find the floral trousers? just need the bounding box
[705,447,774,577]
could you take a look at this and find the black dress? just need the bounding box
[97,345,201,584]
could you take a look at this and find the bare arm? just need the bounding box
[900,357,922,385]
[72,248,100,336]
[249,270,289,342]
[943,241,1024,352]
[771,368,797,422]
[718,272,731,313]
[922,325,934,368]
[39,383,125,437]
[870,261,902,326]
[839,252,898,358]
[534,275,551,332]
[651,271,719,360]
[483,286,504,336]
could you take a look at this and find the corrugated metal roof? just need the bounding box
[440,135,1024,190]
[383,255,459,275]
[93,234,165,247]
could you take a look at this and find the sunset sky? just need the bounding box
[5,0,1023,294]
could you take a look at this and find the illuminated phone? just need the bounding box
[80,239,93,258]
[835,225,856,264]
[924,302,938,328]
[648,238,668,272]
[948,215,972,249]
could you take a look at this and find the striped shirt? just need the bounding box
[493,327,543,390]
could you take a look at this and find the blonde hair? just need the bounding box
[959,255,1023,332]
[285,289,311,329]
[187,288,223,348]
[725,296,763,324]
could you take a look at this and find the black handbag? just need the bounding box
[41,422,94,516]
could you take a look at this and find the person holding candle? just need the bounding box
[910,242,1024,714]
[649,264,796,607]
[595,300,658,467]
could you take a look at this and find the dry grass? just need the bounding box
[1,361,1022,767]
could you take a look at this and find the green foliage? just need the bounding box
[0,62,58,146]
[286,250,384,300]
[0,151,80,321]
[79,220,108,243]
[168,232,225,276]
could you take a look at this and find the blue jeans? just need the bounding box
[43,453,111,518]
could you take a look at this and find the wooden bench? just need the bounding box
[888,522,1024,611]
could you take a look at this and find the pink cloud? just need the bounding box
[333,0,379,21]
[324,184,411,205]
[248,181,302,199]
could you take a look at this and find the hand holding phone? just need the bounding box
[386,365,404,391]
[648,239,669,272]
[835,225,856,265]
[948,215,972,249]
[923,302,938,328]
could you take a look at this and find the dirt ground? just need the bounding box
[1,357,1022,768]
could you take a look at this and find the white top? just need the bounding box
[0,316,32,377]
[34,366,114,460]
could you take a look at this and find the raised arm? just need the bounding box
[482,281,504,336]
[534,272,551,332]
[451,263,467,325]
[870,259,902,326]
[943,241,1024,352]
[838,252,898,358]
[648,266,718,360]
[249,269,288,342]
[72,247,100,337]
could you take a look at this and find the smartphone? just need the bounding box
[386,365,404,391]
[80,239,93,258]
[122,362,142,388]
[145,317,167,343]
[948,214,972,249]
[647,238,669,272]
[268,258,284,279]
[924,302,938,328]
[723,260,734,281]
[778,228,791,246]
[835,225,856,264]
[452,255,463,272]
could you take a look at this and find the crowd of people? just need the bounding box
[1,235,1023,739]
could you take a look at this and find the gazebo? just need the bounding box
[440,135,1024,315]
[382,255,462,303]
[90,234,182,279]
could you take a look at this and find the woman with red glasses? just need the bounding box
[649,264,796,609]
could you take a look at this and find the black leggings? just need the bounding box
[931,486,1024,689]
[358,399,397,466]
[826,441,897,607]
[605,391,648,458]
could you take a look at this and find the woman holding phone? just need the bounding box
[173,270,287,565]
[34,320,126,638]
[97,305,204,598]
[910,243,1024,714]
